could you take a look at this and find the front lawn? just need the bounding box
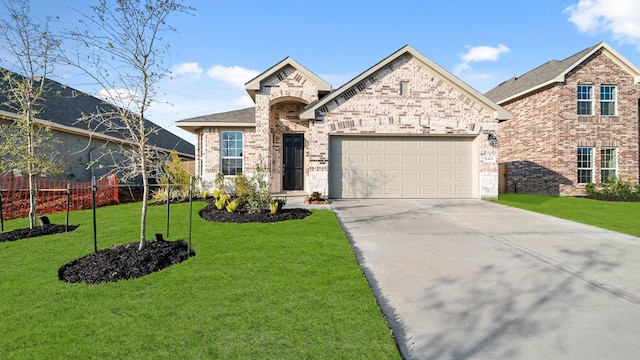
[0,202,400,359]
[493,194,640,237]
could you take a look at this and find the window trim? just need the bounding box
[577,146,594,184]
[600,85,617,116]
[577,85,593,116]
[600,147,617,182]
[220,131,243,176]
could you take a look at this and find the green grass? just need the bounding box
[0,202,400,359]
[492,194,640,237]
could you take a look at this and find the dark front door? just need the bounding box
[283,134,304,190]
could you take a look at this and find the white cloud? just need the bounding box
[454,44,511,74]
[171,62,203,79]
[564,0,640,46]
[233,95,255,107]
[206,65,259,88]
[96,88,139,111]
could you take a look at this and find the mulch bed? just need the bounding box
[0,224,79,242]
[59,240,194,285]
[199,204,311,223]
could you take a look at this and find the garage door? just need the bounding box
[329,136,473,199]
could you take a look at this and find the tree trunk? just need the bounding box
[139,145,148,250]
[28,173,36,229]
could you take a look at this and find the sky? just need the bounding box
[11,0,640,144]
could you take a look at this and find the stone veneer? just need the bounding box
[499,49,640,195]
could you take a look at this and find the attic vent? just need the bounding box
[368,76,377,83]
[356,83,367,92]
[319,105,329,113]
[294,73,302,82]
[276,72,285,81]
[342,88,357,100]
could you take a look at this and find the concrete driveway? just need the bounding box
[332,199,640,360]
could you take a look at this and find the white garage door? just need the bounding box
[329,136,473,199]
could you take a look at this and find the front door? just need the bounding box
[283,134,304,190]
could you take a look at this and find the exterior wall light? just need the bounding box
[488,133,498,147]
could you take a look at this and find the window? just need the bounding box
[577,85,593,115]
[600,85,616,115]
[601,147,617,182]
[577,147,593,183]
[400,81,409,96]
[221,131,243,175]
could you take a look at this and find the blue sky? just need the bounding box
[19,0,640,143]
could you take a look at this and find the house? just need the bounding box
[485,42,640,196]
[177,45,510,199]
[0,72,195,182]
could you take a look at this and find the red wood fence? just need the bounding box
[0,174,119,220]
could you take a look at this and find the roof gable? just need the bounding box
[175,107,255,133]
[244,57,331,101]
[485,42,640,104]
[300,45,510,121]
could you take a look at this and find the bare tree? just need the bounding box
[66,0,193,249]
[0,0,64,229]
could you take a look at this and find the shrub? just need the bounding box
[214,173,225,192]
[270,197,286,214]
[151,150,192,203]
[234,174,250,201]
[226,198,239,212]
[585,177,640,199]
[215,193,230,210]
[245,161,271,214]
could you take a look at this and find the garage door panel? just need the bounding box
[329,136,473,199]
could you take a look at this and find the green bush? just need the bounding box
[215,193,230,210]
[245,162,271,214]
[226,198,239,212]
[585,177,640,199]
[151,150,193,203]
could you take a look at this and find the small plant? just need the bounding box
[270,197,286,214]
[269,201,278,214]
[214,172,225,192]
[226,198,239,212]
[212,189,222,200]
[245,160,271,214]
[201,190,210,199]
[215,193,230,210]
[234,173,250,200]
[585,177,640,199]
[310,191,321,199]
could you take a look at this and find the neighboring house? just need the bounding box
[485,42,640,196]
[0,72,195,182]
[177,45,510,199]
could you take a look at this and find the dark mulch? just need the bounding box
[585,196,640,202]
[59,240,195,285]
[0,224,79,242]
[199,203,311,223]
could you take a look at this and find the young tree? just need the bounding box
[0,0,63,229]
[66,0,193,249]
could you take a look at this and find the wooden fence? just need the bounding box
[0,174,119,220]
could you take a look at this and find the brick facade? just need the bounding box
[311,54,500,198]
[193,47,505,199]
[499,49,640,195]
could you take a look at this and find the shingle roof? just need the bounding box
[0,71,194,157]
[175,107,256,133]
[177,107,256,124]
[485,43,605,104]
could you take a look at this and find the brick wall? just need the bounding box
[500,49,640,195]
[311,54,500,198]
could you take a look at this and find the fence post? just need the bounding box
[66,182,71,232]
[92,176,98,253]
[0,190,4,232]
[166,179,170,239]
[188,176,193,256]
